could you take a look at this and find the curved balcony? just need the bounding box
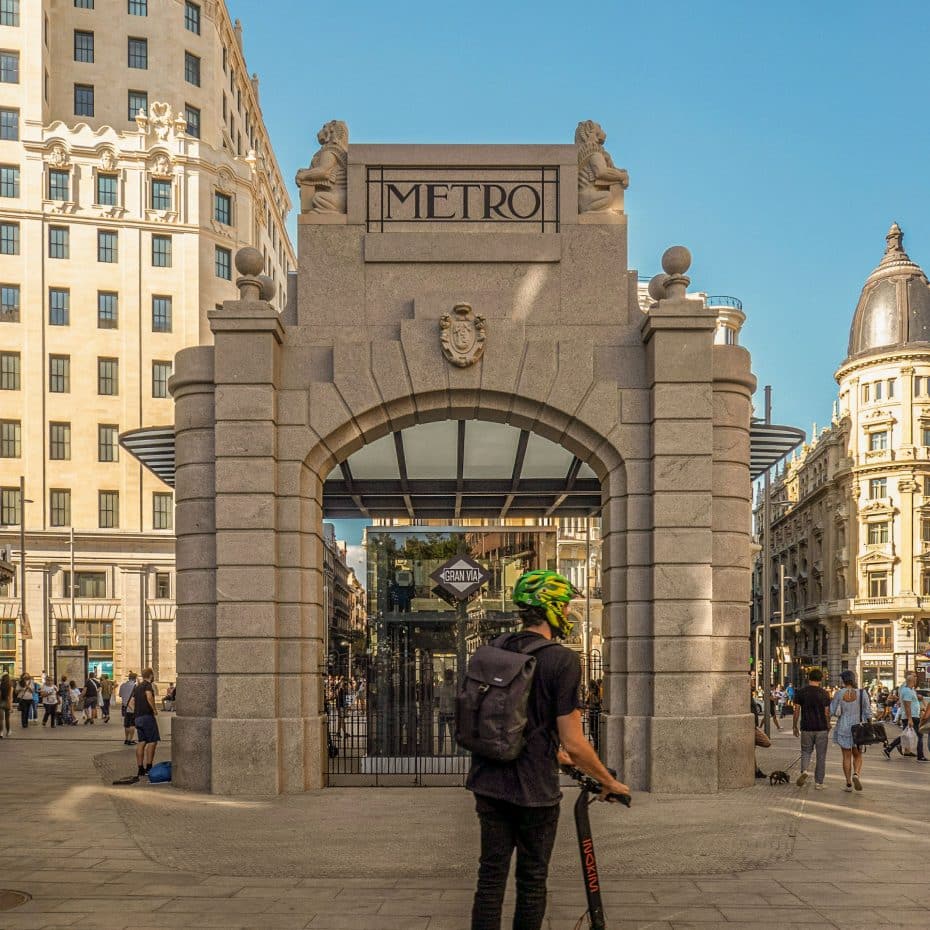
[705,295,743,310]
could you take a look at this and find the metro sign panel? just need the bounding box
[430,555,490,601]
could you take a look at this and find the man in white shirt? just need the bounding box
[884,672,926,762]
[39,678,59,728]
[118,672,137,746]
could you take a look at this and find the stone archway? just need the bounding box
[169,124,757,797]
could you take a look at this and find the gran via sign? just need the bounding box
[430,555,491,601]
[366,166,559,233]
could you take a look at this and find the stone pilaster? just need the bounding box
[169,345,217,792]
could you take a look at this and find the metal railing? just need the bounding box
[705,295,743,310]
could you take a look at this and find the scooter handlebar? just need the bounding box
[561,765,632,807]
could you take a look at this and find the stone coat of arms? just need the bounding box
[440,303,487,367]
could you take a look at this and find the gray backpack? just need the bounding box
[455,634,555,761]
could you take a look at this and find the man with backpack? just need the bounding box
[459,569,629,930]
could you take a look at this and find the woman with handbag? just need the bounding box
[830,669,872,792]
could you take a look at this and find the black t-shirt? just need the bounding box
[466,631,582,807]
[84,678,98,699]
[131,681,156,717]
[795,685,831,731]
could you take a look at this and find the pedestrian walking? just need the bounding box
[14,674,34,729]
[131,668,160,778]
[465,570,628,930]
[793,667,831,790]
[883,671,927,762]
[830,669,871,792]
[39,677,58,728]
[81,673,99,725]
[100,674,114,722]
[0,672,12,737]
[118,671,137,745]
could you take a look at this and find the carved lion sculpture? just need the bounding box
[575,120,629,214]
[296,120,349,214]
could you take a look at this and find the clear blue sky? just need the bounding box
[227,0,930,543]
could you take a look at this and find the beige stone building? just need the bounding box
[753,225,930,689]
[0,0,295,682]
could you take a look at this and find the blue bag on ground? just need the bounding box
[148,761,172,783]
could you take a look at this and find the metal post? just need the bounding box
[584,517,592,675]
[761,387,773,736]
[69,527,76,644]
[19,475,26,674]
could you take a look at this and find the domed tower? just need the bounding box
[835,224,930,687]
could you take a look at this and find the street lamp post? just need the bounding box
[761,388,773,736]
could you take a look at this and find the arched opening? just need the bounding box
[303,402,626,786]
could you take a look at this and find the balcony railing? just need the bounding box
[862,642,893,653]
[705,295,743,310]
[854,597,894,607]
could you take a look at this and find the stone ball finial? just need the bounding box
[661,246,691,276]
[235,246,263,277]
[257,275,276,302]
[648,274,669,301]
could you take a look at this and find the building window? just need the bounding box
[869,431,888,451]
[128,0,147,15]
[48,422,70,460]
[74,83,94,116]
[97,229,117,262]
[0,284,19,321]
[98,491,119,529]
[74,0,94,8]
[63,572,107,599]
[49,226,69,259]
[150,178,171,211]
[74,29,94,62]
[49,489,70,527]
[96,173,118,206]
[0,351,19,390]
[49,288,70,326]
[151,234,172,267]
[868,477,886,499]
[0,221,18,254]
[127,36,147,69]
[0,419,20,457]
[0,1,19,27]
[867,522,889,545]
[152,296,172,333]
[152,360,171,398]
[0,52,19,84]
[888,378,896,398]
[864,619,892,647]
[0,107,18,140]
[98,424,118,462]
[862,383,870,403]
[48,355,70,393]
[214,191,232,225]
[97,291,117,328]
[48,168,70,201]
[128,89,147,121]
[153,492,172,529]
[184,51,200,86]
[185,1,200,33]
[874,380,883,401]
[0,164,19,197]
[867,572,888,599]
[184,104,200,138]
[97,357,118,395]
[155,572,170,599]
[215,246,231,280]
[0,487,20,525]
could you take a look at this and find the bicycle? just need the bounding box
[561,765,631,930]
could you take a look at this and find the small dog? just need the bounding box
[769,770,790,786]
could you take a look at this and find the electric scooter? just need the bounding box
[561,766,631,930]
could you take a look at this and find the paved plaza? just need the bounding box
[0,716,927,929]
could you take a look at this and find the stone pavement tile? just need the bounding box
[230,885,340,899]
[671,924,831,930]
[651,889,773,906]
[47,897,174,913]
[379,900,473,916]
[200,875,305,887]
[553,904,724,923]
[331,889,447,903]
[719,906,835,923]
[0,916,86,930]
[301,877,399,888]
[550,923,674,930]
[154,896,277,914]
[815,906,926,927]
[307,916,430,929]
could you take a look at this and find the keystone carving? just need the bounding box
[440,303,487,368]
[296,120,348,214]
[46,143,70,168]
[575,120,628,214]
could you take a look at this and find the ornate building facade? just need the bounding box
[753,225,930,689]
[0,0,295,682]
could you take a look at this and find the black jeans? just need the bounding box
[471,794,560,930]
[887,725,926,760]
[41,704,56,727]
[19,699,31,728]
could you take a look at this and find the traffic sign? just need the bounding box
[430,555,490,601]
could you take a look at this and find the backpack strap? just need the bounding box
[492,633,558,657]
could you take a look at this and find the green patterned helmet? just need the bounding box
[512,570,580,639]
